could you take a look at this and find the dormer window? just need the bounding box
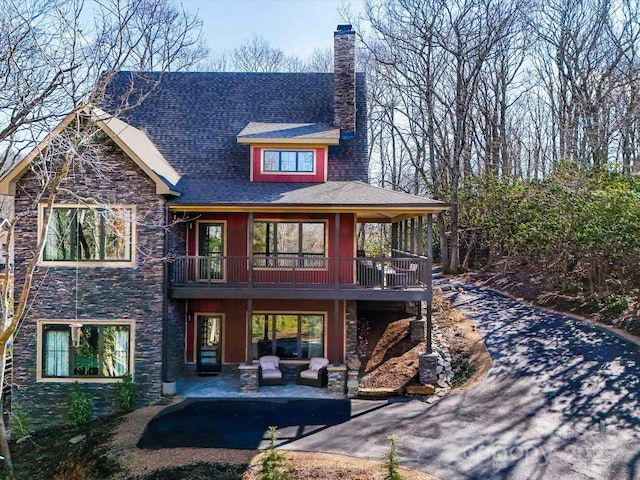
[263,150,315,174]
[237,122,340,183]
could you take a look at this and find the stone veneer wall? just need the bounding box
[345,300,358,359]
[12,133,167,429]
[165,221,187,382]
[333,25,356,134]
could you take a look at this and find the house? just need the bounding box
[0,25,448,427]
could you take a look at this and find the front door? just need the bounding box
[196,314,222,374]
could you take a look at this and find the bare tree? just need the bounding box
[0,0,207,475]
[230,34,303,72]
[359,0,526,271]
[303,47,334,72]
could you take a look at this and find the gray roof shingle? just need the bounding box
[103,71,368,205]
[171,179,447,209]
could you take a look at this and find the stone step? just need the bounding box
[357,387,404,398]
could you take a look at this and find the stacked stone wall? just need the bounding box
[12,134,167,429]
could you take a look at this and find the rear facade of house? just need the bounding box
[3,26,447,428]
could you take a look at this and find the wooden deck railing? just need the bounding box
[168,256,430,290]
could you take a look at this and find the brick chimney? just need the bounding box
[334,24,356,139]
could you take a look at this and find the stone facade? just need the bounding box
[345,300,358,359]
[327,364,346,396]
[12,131,167,429]
[333,25,356,134]
[410,318,426,342]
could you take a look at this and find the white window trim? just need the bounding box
[36,319,135,383]
[260,148,317,175]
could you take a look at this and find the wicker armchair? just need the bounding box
[296,357,329,387]
[258,355,285,386]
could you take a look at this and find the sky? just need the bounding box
[179,0,365,59]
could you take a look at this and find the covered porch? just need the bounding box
[171,369,343,399]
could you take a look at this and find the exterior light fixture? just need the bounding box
[70,323,83,347]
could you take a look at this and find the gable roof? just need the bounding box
[102,71,369,201]
[0,106,181,196]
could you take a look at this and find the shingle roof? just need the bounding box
[171,178,447,210]
[103,72,368,202]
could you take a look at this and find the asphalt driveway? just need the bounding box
[139,277,640,479]
[138,398,351,450]
[283,278,640,480]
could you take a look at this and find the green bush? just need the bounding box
[115,373,136,411]
[603,295,629,315]
[10,405,32,443]
[452,355,477,388]
[383,434,403,480]
[259,426,291,480]
[68,382,93,426]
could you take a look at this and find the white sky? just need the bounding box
[179,0,364,58]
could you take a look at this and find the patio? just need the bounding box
[173,371,344,399]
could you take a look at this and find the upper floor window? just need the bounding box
[42,205,134,264]
[253,220,326,268]
[263,150,314,173]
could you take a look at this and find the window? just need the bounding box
[253,221,326,268]
[251,313,324,360]
[263,150,314,173]
[42,206,133,263]
[42,323,132,379]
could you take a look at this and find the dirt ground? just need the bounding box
[358,297,491,393]
[10,297,489,480]
[461,263,640,339]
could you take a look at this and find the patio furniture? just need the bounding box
[357,259,383,287]
[258,355,285,386]
[296,357,329,387]
[390,262,419,286]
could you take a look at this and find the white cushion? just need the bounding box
[261,361,275,370]
[308,357,329,371]
[259,355,280,368]
[300,368,319,379]
[261,368,282,379]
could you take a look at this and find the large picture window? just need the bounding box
[262,150,314,173]
[253,221,326,268]
[42,323,132,379]
[42,206,133,263]
[251,313,324,360]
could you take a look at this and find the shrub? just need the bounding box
[68,382,93,426]
[9,405,32,443]
[259,426,291,480]
[383,434,403,480]
[115,373,136,411]
[452,355,477,387]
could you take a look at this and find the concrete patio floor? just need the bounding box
[174,371,343,399]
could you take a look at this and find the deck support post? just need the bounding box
[426,213,433,354]
[246,298,253,362]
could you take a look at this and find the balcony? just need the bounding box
[167,256,433,301]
